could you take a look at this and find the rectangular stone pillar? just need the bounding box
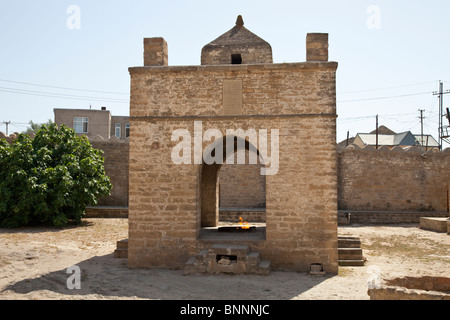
[306,33,328,62]
[144,37,168,66]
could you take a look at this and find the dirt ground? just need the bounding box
[0,218,448,300]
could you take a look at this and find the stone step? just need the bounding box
[257,260,271,276]
[338,238,361,248]
[338,248,363,260]
[197,249,209,258]
[246,251,261,267]
[116,239,128,249]
[247,251,260,259]
[113,239,128,258]
[185,257,197,268]
[113,248,128,258]
[186,256,196,265]
[338,259,365,266]
[338,247,362,255]
[337,236,365,266]
[184,257,198,275]
[338,235,360,240]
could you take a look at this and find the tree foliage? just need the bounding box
[23,119,53,135]
[0,124,112,227]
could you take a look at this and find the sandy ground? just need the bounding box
[0,218,448,300]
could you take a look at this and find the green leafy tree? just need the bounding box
[0,124,112,227]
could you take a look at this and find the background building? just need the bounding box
[54,107,129,140]
[339,125,439,150]
[53,107,129,208]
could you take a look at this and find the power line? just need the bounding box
[339,112,416,122]
[339,80,438,95]
[0,78,129,95]
[338,112,427,138]
[0,86,129,104]
[0,86,430,104]
[337,91,432,103]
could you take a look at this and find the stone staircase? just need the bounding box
[116,237,364,269]
[114,239,128,258]
[338,236,365,266]
[184,244,270,275]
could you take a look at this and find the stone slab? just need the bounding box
[420,217,449,233]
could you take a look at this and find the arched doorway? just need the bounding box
[219,148,266,222]
[199,135,266,240]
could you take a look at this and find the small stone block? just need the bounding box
[310,263,325,276]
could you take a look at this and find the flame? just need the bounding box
[238,217,250,229]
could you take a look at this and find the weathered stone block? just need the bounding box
[306,33,329,62]
[420,217,449,233]
[144,37,168,66]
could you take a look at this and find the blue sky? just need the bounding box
[0,0,449,147]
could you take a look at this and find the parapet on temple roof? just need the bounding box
[201,15,273,65]
[141,15,330,67]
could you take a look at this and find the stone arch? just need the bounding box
[200,135,267,228]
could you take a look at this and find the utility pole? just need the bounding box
[2,121,10,136]
[447,107,450,126]
[418,109,425,147]
[433,81,450,150]
[375,114,379,149]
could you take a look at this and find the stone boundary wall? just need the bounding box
[219,150,266,209]
[219,208,266,222]
[85,206,129,218]
[341,210,449,224]
[338,145,450,214]
[5,130,449,224]
[89,137,129,207]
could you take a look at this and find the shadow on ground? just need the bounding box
[3,253,334,299]
[0,220,95,235]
